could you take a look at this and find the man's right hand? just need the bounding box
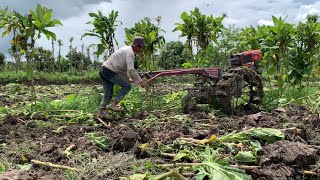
[139,80,148,89]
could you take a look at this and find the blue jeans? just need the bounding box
[99,66,131,108]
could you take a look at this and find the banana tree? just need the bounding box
[1,4,62,63]
[0,4,62,108]
[125,17,166,71]
[173,10,196,53]
[82,10,121,57]
[173,8,226,53]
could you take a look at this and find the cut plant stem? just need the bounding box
[31,159,79,171]
[63,144,76,156]
[303,170,320,175]
[95,117,110,128]
[161,152,176,158]
[159,163,261,170]
[155,168,187,180]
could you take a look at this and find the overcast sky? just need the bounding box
[0,0,319,61]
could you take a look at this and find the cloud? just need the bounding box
[0,0,319,61]
[258,19,274,26]
[0,0,111,19]
[295,1,320,22]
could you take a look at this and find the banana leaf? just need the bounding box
[234,151,256,163]
[194,162,252,180]
[219,128,284,144]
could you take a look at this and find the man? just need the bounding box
[98,36,148,115]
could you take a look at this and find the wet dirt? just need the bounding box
[249,164,300,180]
[1,85,320,179]
[260,140,319,167]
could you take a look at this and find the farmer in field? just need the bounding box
[98,36,148,115]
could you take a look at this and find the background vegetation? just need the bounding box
[1,5,320,111]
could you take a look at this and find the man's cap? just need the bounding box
[131,36,145,47]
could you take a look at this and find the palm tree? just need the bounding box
[86,47,91,63]
[57,39,63,60]
[57,39,63,72]
[51,39,55,60]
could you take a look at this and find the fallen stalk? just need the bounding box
[95,117,110,128]
[31,159,80,171]
[303,170,320,175]
[159,163,320,175]
[63,144,76,156]
[159,163,261,170]
[161,152,176,158]
[154,168,187,180]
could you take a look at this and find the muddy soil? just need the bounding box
[1,104,320,179]
[1,82,320,179]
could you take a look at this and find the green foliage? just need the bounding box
[125,17,165,71]
[85,132,109,150]
[0,52,5,68]
[289,14,320,86]
[194,162,252,180]
[258,16,295,97]
[234,151,256,163]
[0,4,62,62]
[238,26,261,51]
[174,7,226,53]
[219,128,285,144]
[67,49,92,72]
[122,86,186,116]
[30,92,101,113]
[0,69,100,85]
[33,47,54,72]
[262,84,320,113]
[82,10,121,56]
[157,41,192,69]
[5,83,21,94]
[129,172,150,180]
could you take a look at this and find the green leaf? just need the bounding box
[88,12,99,18]
[129,172,151,180]
[34,20,42,27]
[219,128,285,144]
[16,164,32,171]
[81,32,101,39]
[195,162,252,180]
[43,10,53,24]
[173,151,189,161]
[35,4,45,19]
[53,126,68,134]
[96,44,106,56]
[246,128,285,143]
[25,66,34,81]
[250,140,262,154]
[48,19,63,27]
[85,132,109,150]
[42,29,56,40]
[1,28,11,38]
[234,151,256,163]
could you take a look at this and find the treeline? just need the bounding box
[0,5,319,89]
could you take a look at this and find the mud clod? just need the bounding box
[249,164,298,180]
[260,140,318,167]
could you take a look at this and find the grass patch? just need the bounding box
[262,84,320,113]
[0,69,100,85]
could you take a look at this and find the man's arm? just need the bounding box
[126,54,147,88]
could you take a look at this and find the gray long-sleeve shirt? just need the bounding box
[102,46,142,84]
